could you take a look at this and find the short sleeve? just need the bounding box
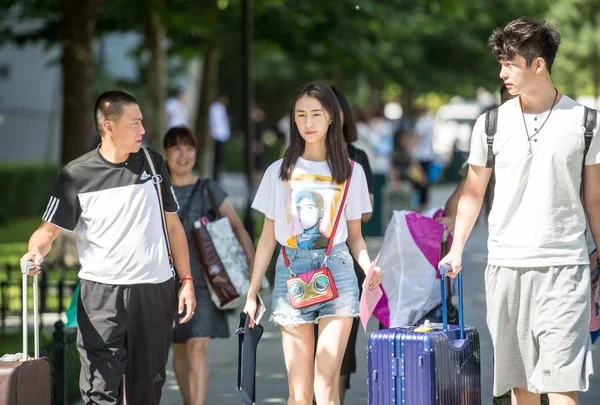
[207,180,228,209]
[467,115,488,167]
[42,168,80,231]
[251,163,276,219]
[584,110,600,166]
[354,149,374,194]
[345,163,372,220]
[154,152,179,213]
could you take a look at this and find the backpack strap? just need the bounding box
[583,106,597,161]
[485,108,498,168]
[581,107,597,201]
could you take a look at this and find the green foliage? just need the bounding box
[547,0,600,97]
[216,0,554,128]
[2,0,572,170]
[0,217,41,244]
[0,163,59,223]
[0,243,28,265]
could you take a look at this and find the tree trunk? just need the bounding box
[61,0,98,166]
[592,48,600,106]
[144,0,167,151]
[194,43,220,177]
[400,89,415,123]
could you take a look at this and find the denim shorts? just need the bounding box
[270,243,360,327]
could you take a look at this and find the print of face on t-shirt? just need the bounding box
[285,173,345,249]
[251,158,372,249]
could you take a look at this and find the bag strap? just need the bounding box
[142,147,173,265]
[581,107,597,195]
[583,107,597,161]
[281,160,355,271]
[485,108,498,168]
[202,179,221,218]
[178,179,202,221]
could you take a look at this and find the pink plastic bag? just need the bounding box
[373,286,390,328]
[589,249,600,333]
[374,207,452,328]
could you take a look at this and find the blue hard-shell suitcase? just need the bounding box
[367,266,481,405]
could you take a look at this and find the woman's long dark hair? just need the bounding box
[331,86,358,143]
[279,81,351,184]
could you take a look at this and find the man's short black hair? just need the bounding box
[94,90,138,135]
[488,17,561,73]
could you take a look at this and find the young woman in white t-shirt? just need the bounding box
[243,81,383,405]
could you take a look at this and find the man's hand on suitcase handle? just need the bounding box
[439,249,463,278]
[20,250,43,275]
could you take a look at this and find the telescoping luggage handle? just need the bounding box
[21,260,40,361]
[439,263,464,340]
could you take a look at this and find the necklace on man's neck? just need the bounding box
[520,88,559,142]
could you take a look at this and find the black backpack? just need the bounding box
[484,106,597,168]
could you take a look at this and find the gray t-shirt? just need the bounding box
[174,179,227,286]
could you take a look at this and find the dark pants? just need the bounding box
[77,278,177,405]
[412,160,431,206]
[213,140,225,181]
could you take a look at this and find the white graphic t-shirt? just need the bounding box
[252,157,372,249]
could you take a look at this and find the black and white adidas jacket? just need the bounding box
[43,147,179,285]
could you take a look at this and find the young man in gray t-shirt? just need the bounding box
[441,17,600,405]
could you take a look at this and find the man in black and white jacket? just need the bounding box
[21,90,196,405]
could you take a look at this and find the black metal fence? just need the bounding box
[0,263,78,329]
[40,321,81,405]
[0,263,80,404]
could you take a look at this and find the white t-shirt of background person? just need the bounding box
[166,97,188,128]
[209,101,231,142]
[468,95,600,267]
[414,114,437,162]
[252,157,372,249]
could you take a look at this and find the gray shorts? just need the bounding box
[485,264,594,395]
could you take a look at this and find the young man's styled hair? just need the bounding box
[94,90,139,135]
[488,17,561,73]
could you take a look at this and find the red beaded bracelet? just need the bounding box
[180,276,194,283]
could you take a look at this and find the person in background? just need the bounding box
[166,88,189,128]
[331,85,375,404]
[251,103,267,179]
[209,94,232,181]
[163,126,255,405]
[412,106,437,212]
[389,125,427,202]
